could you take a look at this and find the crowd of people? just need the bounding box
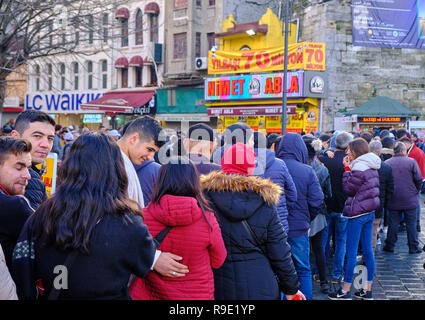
[1,110,424,300]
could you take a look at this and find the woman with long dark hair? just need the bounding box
[129,157,226,300]
[13,133,158,300]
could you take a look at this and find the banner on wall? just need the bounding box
[352,0,425,49]
[208,42,326,74]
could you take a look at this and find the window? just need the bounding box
[173,33,186,59]
[121,68,128,88]
[87,61,93,89]
[35,65,41,91]
[135,66,143,87]
[196,0,202,6]
[73,17,80,45]
[48,20,53,47]
[195,32,201,57]
[135,9,143,45]
[167,89,176,106]
[207,32,215,50]
[209,0,215,5]
[101,60,108,89]
[121,18,128,47]
[150,14,158,43]
[60,63,65,90]
[88,15,94,44]
[73,62,79,90]
[102,14,109,43]
[47,64,52,90]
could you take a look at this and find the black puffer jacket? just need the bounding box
[201,171,300,300]
[376,160,394,218]
[24,166,47,210]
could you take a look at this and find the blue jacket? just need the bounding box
[24,166,47,211]
[253,148,297,233]
[134,160,161,207]
[276,133,324,239]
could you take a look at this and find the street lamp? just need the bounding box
[281,0,291,135]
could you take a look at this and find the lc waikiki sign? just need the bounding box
[208,42,326,74]
[25,91,106,113]
[205,71,303,101]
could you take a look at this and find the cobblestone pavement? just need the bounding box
[312,210,425,300]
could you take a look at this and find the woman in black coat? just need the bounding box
[201,143,304,300]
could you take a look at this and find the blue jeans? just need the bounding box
[288,234,312,300]
[344,212,375,285]
[322,212,348,279]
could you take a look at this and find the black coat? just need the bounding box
[201,171,300,300]
[376,160,394,218]
[24,166,47,210]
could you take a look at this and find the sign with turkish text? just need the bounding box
[207,105,296,117]
[205,72,304,101]
[208,42,326,74]
[359,117,403,123]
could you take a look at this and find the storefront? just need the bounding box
[344,96,421,132]
[80,89,157,129]
[205,70,326,134]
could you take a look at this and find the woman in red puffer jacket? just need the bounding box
[129,157,227,300]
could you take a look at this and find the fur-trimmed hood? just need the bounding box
[201,171,281,221]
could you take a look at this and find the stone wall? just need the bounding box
[294,0,425,130]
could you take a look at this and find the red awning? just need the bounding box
[115,7,130,19]
[114,57,129,68]
[129,56,144,67]
[80,91,155,113]
[144,2,160,15]
[2,106,24,113]
[207,105,296,117]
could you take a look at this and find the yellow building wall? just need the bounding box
[219,8,297,51]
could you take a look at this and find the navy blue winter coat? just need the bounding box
[201,171,300,300]
[134,160,161,207]
[276,133,324,239]
[24,166,47,211]
[253,148,297,233]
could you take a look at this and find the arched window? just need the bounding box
[47,64,53,90]
[102,14,109,43]
[101,60,108,89]
[60,63,66,90]
[121,18,128,47]
[149,14,158,43]
[35,65,41,91]
[88,15,94,44]
[135,9,143,45]
[73,62,79,90]
[87,61,93,89]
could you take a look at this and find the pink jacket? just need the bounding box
[129,195,226,300]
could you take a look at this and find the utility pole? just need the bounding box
[281,0,290,135]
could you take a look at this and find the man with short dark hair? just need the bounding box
[0,137,34,270]
[183,123,221,175]
[383,142,423,254]
[10,111,55,210]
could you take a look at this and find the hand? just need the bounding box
[286,290,306,300]
[343,155,351,167]
[153,252,189,278]
[325,150,334,158]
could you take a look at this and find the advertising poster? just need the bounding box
[286,107,305,133]
[352,0,425,49]
[36,153,58,198]
[303,106,319,134]
[266,116,282,134]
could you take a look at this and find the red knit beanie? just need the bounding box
[221,143,256,176]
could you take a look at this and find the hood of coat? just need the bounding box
[201,170,281,221]
[144,194,202,226]
[381,148,394,155]
[350,152,381,171]
[276,133,308,164]
[253,148,275,175]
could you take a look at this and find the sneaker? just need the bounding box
[320,281,330,294]
[354,288,373,300]
[328,288,351,300]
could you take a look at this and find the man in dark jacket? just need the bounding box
[0,137,34,269]
[369,140,394,252]
[183,124,221,175]
[134,160,161,207]
[276,133,324,300]
[318,131,353,284]
[253,131,297,233]
[10,111,56,210]
[383,142,423,254]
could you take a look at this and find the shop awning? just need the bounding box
[80,91,155,113]
[115,57,129,68]
[205,98,319,107]
[207,105,297,117]
[2,106,23,113]
[129,55,144,67]
[346,96,421,118]
[115,7,130,19]
[144,2,160,15]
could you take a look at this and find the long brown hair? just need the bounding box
[150,156,213,229]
